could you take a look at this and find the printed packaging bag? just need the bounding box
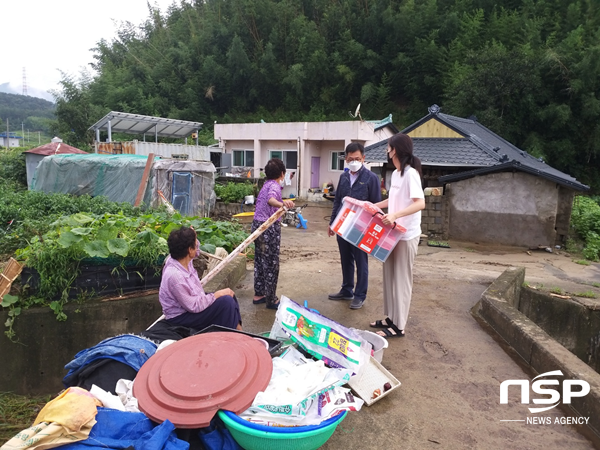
[270,296,371,375]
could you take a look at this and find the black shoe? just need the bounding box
[328,291,354,301]
[349,298,365,309]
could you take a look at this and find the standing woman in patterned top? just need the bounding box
[252,158,295,309]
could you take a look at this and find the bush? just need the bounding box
[571,196,600,261]
[0,150,27,188]
[214,181,256,204]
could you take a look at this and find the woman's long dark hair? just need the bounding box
[388,133,422,179]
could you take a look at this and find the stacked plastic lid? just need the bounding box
[133,331,273,428]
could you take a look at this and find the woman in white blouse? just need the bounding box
[370,133,425,338]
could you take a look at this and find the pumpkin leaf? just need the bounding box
[83,240,110,258]
[107,238,129,257]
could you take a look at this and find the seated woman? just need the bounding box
[159,226,242,331]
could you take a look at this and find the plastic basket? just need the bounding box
[218,410,347,450]
[220,410,346,434]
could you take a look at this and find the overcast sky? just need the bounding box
[0,0,176,101]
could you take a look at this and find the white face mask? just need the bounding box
[348,161,363,172]
[278,179,285,187]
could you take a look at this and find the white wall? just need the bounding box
[133,141,215,161]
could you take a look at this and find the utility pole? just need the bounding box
[22,68,28,96]
[21,122,24,147]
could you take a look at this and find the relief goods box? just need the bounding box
[331,197,406,262]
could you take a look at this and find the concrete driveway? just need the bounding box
[234,203,599,449]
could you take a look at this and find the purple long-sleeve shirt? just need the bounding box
[254,179,283,222]
[159,255,215,319]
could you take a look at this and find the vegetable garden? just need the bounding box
[0,158,250,339]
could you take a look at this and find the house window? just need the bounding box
[233,150,254,166]
[269,151,297,169]
[331,151,344,170]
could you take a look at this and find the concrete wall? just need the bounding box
[519,288,600,372]
[446,172,559,247]
[472,267,600,439]
[0,255,247,395]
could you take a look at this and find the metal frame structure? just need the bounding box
[89,111,203,144]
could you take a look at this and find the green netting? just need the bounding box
[31,154,153,205]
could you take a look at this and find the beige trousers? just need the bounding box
[382,236,419,330]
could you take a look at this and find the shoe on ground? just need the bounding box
[328,291,354,301]
[349,298,365,309]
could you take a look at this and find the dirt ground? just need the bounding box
[234,203,600,450]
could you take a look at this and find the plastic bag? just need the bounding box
[239,349,352,426]
[270,296,370,375]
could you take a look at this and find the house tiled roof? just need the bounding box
[25,142,87,156]
[365,137,498,167]
[365,105,589,191]
[367,114,400,133]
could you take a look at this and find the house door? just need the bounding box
[171,172,192,215]
[311,157,320,188]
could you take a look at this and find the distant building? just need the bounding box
[214,116,398,200]
[0,132,22,148]
[23,137,87,188]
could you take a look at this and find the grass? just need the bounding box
[0,392,51,442]
[573,259,591,266]
[574,291,598,299]
[550,287,563,294]
[593,282,600,289]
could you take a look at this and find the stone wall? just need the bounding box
[555,186,575,245]
[421,195,448,238]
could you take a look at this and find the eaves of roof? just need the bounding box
[439,160,590,192]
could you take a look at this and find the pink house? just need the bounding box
[214,116,397,199]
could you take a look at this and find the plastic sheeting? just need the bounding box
[153,159,216,217]
[31,154,153,205]
[56,408,189,450]
[30,155,217,216]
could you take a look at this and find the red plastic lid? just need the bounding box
[133,331,273,428]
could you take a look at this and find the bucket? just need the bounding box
[356,330,388,363]
[244,195,255,205]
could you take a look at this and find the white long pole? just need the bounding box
[200,207,285,285]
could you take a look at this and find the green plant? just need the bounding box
[214,182,256,204]
[570,196,600,261]
[0,150,27,188]
[0,392,51,443]
[573,259,591,266]
[593,282,600,288]
[574,291,597,299]
[4,211,249,336]
[522,281,530,288]
[550,287,563,294]
[1,294,21,341]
